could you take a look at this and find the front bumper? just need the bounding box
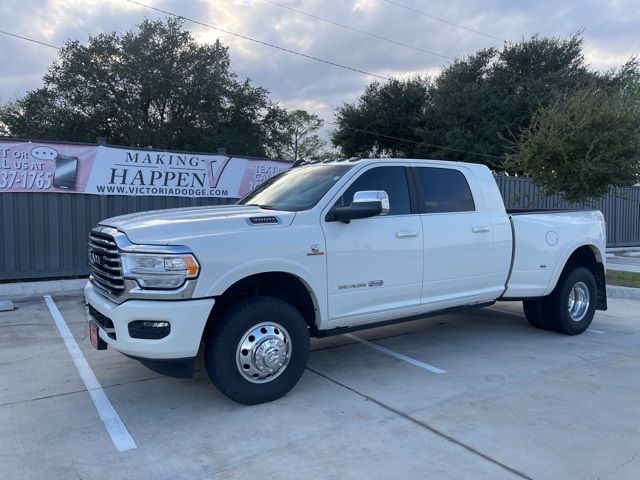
[84,282,215,361]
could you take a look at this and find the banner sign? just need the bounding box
[0,140,290,198]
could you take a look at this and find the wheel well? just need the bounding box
[559,245,607,310]
[206,272,318,335]
[566,245,599,268]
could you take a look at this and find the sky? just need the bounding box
[1,0,639,142]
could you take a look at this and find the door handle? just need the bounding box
[471,226,491,233]
[396,231,418,238]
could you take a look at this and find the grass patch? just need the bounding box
[606,270,640,288]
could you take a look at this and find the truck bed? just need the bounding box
[503,209,607,298]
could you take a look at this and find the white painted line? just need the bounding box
[344,333,446,374]
[587,328,606,334]
[44,296,136,452]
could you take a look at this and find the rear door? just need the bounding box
[322,165,423,324]
[412,165,498,308]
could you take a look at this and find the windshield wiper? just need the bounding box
[245,203,277,210]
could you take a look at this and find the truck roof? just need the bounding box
[292,157,490,172]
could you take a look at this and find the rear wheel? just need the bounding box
[543,267,597,335]
[204,295,310,405]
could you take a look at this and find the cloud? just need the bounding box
[1,0,638,129]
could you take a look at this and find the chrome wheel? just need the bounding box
[567,282,590,322]
[236,322,291,383]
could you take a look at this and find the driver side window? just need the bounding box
[337,166,411,216]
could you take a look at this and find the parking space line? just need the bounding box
[587,328,606,334]
[44,296,137,452]
[344,333,446,374]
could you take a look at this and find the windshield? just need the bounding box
[238,164,352,212]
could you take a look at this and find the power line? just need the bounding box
[0,29,233,99]
[121,1,516,162]
[125,0,389,81]
[0,29,503,164]
[328,122,504,164]
[380,0,506,43]
[261,0,453,61]
[0,29,61,50]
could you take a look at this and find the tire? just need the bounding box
[204,295,310,405]
[543,267,597,335]
[523,299,549,330]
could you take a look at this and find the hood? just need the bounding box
[100,204,296,245]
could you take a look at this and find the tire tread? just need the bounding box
[543,266,597,335]
[204,295,310,405]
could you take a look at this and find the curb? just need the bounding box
[0,278,88,300]
[607,285,640,300]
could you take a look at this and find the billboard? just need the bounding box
[0,140,290,198]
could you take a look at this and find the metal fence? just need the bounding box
[1,176,639,282]
[494,176,640,248]
[0,193,235,282]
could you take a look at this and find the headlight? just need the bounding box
[121,252,199,290]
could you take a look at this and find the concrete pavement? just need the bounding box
[1,294,639,479]
[606,249,640,273]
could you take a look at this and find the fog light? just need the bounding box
[128,320,171,339]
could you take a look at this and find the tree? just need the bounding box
[331,77,430,157]
[268,109,325,161]
[417,34,596,167]
[506,84,640,202]
[0,18,286,156]
[331,34,633,168]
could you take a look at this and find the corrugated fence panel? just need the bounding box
[0,193,236,281]
[495,176,640,248]
[1,176,639,281]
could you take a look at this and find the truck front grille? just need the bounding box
[88,230,125,297]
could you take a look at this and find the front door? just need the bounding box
[322,165,423,325]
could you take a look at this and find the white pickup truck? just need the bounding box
[85,158,607,404]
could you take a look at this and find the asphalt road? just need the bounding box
[1,294,639,479]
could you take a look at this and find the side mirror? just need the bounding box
[329,190,390,223]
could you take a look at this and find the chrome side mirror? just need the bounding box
[328,190,391,223]
[353,190,390,216]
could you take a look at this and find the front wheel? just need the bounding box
[204,296,310,405]
[543,267,597,335]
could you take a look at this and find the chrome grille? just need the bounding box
[88,230,124,296]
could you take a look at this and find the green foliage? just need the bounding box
[606,270,640,288]
[331,77,430,157]
[506,84,640,202]
[0,18,285,156]
[268,109,325,161]
[332,34,636,172]
[418,35,598,166]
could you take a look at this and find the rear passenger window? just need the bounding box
[415,167,475,213]
[338,166,411,216]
